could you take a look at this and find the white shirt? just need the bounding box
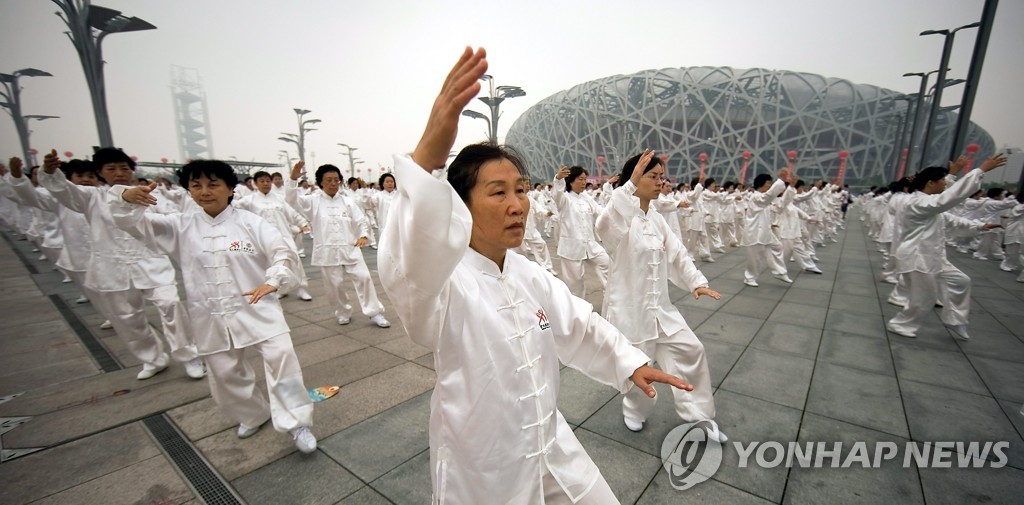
[551,178,607,260]
[40,170,176,292]
[597,180,709,344]
[741,179,787,246]
[8,175,90,272]
[235,190,308,251]
[109,193,298,355]
[894,169,986,274]
[285,179,369,266]
[378,154,650,505]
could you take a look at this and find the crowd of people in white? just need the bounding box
[0,46,1019,504]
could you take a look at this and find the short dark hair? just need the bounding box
[93,147,135,170]
[253,171,271,181]
[986,187,1004,199]
[910,166,949,192]
[61,159,98,180]
[753,173,773,189]
[178,160,238,189]
[271,172,283,179]
[448,142,528,203]
[565,166,587,191]
[617,152,663,188]
[315,165,343,187]
[379,172,395,189]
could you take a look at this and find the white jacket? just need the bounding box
[285,179,369,266]
[40,170,176,292]
[109,193,298,355]
[596,180,709,344]
[551,178,606,261]
[379,154,649,505]
[8,174,90,272]
[741,179,786,246]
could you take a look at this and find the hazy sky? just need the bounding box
[2,0,1022,178]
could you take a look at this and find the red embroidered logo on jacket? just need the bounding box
[228,240,256,254]
[536,309,551,330]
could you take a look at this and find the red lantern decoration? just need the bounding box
[698,153,707,179]
[786,150,797,182]
[659,153,668,162]
[837,150,849,185]
[596,156,605,163]
[787,150,797,159]
[897,148,909,180]
[160,157,169,163]
[63,151,73,158]
[964,144,981,172]
[698,153,708,161]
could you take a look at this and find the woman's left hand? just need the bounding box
[694,287,721,300]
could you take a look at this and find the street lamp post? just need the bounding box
[0,68,57,165]
[902,70,942,172]
[890,94,915,180]
[292,108,320,163]
[338,143,359,178]
[949,0,999,164]
[462,75,525,143]
[917,22,980,170]
[52,1,155,147]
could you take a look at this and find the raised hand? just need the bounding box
[630,149,655,187]
[290,160,305,181]
[8,157,23,178]
[979,154,1007,173]
[555,166,569,180]
[43,149,61,174]
[948,155,969,176]
[121,182,159,206]
[631,364,693,398]
[411,47,488,172]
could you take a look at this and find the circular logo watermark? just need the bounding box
[660,421,724,490]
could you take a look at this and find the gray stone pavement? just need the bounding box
[1,210,1023,504]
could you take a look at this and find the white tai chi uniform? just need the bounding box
[379,155,650,505]
[887,169,989,337]
[742,179,788,284]
[285,179,385,321]
[235,190,312,294]
[40,170,196,365]
[596,180,716,424]
[551,177,610,298]
[109,195,313,433]
[1000,204,1024,272]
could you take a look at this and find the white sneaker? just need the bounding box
[100,320,113,329]
[297,288,313,301]
[237,420,267,439]
[881,276,897,284]
[886,322,916,338]
[371,313,391,328]
[701,256,716,263]
[886,296,907,308]
[946,324,970,341]
[743,279,759,287]
[74,295,89,304]
[38,254,47,261]
[298,252,307,258]
[705,420,728,443]
[185,358,207,379]
[337,315,351,325]
[137,353,169,380]
[1000,264,1015,272]
[804,266,823,274]
[291,427,317,453]
[624,417,644,432]
[774,273,794,284]
[62,275,73,283]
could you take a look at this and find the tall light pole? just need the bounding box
[278,149,292,171]
[292,108,319,163]
[462,75,525,143]
[338,143,359,178]
[890,94,915,179]
[949,0,999,163]
[917,22,980,170]
[52,1,156,147]
[0,68,57,165]
[902,70,942,172]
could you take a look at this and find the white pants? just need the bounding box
[559,251,609,299]
[542,469,618,505]
[888,275,909,306]
[782,238,817,270]
[720,221,737,246]
[623,326,715,424]
[685,229,712,259]
[744,242,787,283]
[321,263,384,319]
[707,222,725,250]
[887,262,971,336]
[520,235,554,271]
[1001,243,1022,271]
[100,284,197,364]
[204,333,313,432]
[975,231,1004,258]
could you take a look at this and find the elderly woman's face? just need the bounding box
[467,158,530,261]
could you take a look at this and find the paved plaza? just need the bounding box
[1,211,1023,505]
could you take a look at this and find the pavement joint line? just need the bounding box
[48,293,123,373]
[1,231,39,274]
[143,413,245,505]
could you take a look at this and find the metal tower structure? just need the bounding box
[170,65,213,161]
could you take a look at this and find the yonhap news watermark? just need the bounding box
[662,422,1011,490]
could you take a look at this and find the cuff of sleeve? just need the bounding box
[265,278,281,290]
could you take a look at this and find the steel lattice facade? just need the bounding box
[505,67,994,187]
